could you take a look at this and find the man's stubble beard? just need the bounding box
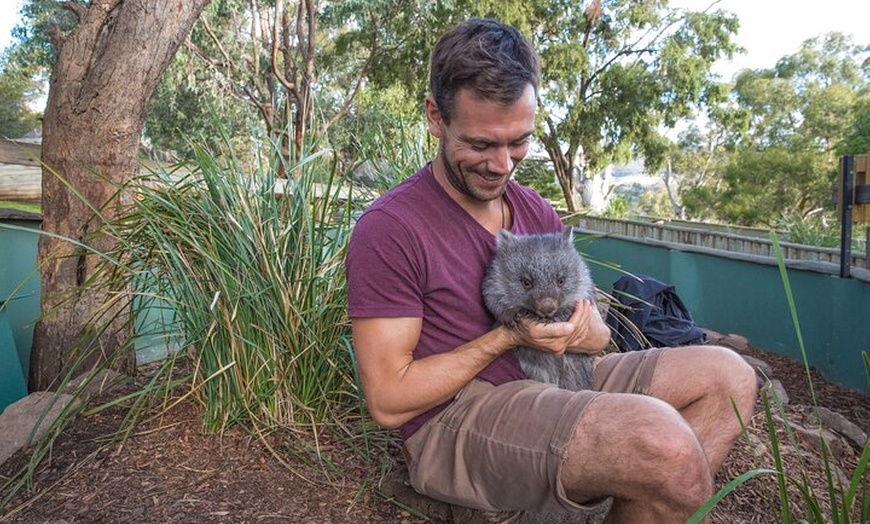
[439,140,506,204]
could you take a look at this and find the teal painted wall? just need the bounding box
[577,234,870,394]
[0,216,41,412]
[0,218,41,383]
[1,215,178,412]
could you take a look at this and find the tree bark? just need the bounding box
[30,0,210,391]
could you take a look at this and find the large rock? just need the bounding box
[811,406,868,450]
[0,391,80,465]
[760,379,790,405]
[741,355,773,379]
[0,370,121,466]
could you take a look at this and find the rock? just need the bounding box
[719,333,750,354]
[811,407,868,450]
[519,502,610,524]
[61,369,122,399]
[701,328,723,344]
[378,466,452,522]
[0,391,81,465]
[741,354,773,379]
[760,379,789,405]
[789,422,852,460]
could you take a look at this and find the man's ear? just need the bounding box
[425,96,444,139]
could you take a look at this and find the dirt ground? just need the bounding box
[0,341,867,524]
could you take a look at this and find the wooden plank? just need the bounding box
[0,164,41,203]
[0,140,41,167]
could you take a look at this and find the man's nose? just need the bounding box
[489,146,514,175]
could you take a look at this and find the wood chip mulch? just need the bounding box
[0,341,867,524]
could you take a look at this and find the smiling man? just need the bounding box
[345,18,756,523]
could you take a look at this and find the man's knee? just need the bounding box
[650,426,714,506]
[656,344,758,411]
[708,345,758,415]
[563,395,713,507]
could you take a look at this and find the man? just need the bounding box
[345,18,757,523]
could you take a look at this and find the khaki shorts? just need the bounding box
[403,348,666,513]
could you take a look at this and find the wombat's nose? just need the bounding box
[535,298,559,318]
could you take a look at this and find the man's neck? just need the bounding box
[429,159,507,234]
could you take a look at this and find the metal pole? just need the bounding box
[839,156,854,278]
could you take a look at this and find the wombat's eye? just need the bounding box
[557,276,565,286]
[522,277,533,289]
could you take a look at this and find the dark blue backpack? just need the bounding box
[605,274,707,351]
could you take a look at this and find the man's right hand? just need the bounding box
[508,300,610,356]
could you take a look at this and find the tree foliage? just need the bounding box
[7,0,868,230]
[0,54,42,138]
[527,0,739,212]
[679,33,869,227]
[837,97,870,155]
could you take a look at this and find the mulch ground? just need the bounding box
[0,341,867,524]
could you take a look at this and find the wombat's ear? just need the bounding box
[496,228,516,248]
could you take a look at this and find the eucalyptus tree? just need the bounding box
[327,0,739,212]
[523,0,739,212]
[0,55,42,138]
[680,33,869,226]
[838,97,870,155]
[22,0,211,390]
[316,0,465,171]
[156,0,320,170]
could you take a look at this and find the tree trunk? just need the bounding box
[30,0,210,391]
[543,138,579,213]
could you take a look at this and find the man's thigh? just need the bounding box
[403,379,608,514]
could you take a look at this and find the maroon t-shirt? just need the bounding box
[345,163,564,440]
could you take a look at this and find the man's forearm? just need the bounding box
[359,325,517,429]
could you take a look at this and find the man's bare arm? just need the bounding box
[352,302,610,429]
[351,317,515,428]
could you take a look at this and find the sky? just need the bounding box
[671,0,870,80]
[0,0,868,91]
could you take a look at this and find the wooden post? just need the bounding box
[839,156,854,278]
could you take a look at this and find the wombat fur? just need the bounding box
[482,228,596,391]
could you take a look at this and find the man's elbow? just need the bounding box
[366,405,407,430]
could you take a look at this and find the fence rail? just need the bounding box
[576,216,870,269]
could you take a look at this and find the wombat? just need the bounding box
[482,228,596,391]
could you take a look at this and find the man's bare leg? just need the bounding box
[648,345,758,472]
[559,345,756,523]
[560,393,714,524]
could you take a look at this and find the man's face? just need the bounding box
[427,85,537,203]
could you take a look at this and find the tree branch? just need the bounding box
[271,1,297,96]
[59,1,87,22]
[324,35,378,132]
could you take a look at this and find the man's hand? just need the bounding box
[510,300,611,356]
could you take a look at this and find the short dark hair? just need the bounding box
[429,18,540,124]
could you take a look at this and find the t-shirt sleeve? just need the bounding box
[345,209,425,319]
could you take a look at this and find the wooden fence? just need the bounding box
[576,216,870,270]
